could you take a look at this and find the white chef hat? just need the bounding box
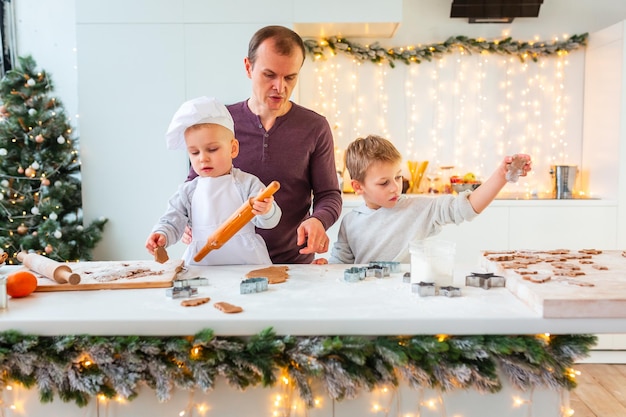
[165,96,234,150]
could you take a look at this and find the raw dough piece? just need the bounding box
[245,265,290,284]
[181,297,210,307]
[154,246,169,264]
[214,301,243,314]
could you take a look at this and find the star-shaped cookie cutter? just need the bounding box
[465,272,505,289]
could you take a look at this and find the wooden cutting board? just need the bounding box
[34,259,184,292]
[482,250,626,318]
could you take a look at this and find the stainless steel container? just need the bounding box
[550,165,578,199]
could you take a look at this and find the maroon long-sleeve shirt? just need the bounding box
[187,100,342,264]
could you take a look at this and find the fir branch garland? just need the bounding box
[0,329,596,408]
[304,33,589,68]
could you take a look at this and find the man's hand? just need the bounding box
[297,217,330,254]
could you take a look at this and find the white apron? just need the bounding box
[183,175,272,266]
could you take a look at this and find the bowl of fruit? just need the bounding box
[450,173,481,193]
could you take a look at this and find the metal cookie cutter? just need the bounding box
[439,286,462,297]
[240,277,269,294]
[465,272,505,289]
[369,261,401,273]
[411,281,436,297]
[365,265,390,278]
[166,285,198,299]
[344,267,366,282]
[173,276,209,288]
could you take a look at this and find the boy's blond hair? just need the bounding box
[345,135,402,182]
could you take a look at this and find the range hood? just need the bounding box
[450,0,544,23]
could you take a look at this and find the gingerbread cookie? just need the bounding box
[181,297,210,307]
[546,249,570,255]
[553,269,585,277]
[486,254,515,262]
[214,302,243,314]
[551,262,580,270]
[154,246,169,264]
[529,274,551,283]
[591,264,608,270]
[579,249,602,255]
[245,265,289,284]
[482,250,515,256]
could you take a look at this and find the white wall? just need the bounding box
[12,0,626,261]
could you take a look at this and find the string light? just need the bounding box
[301,32,584,198]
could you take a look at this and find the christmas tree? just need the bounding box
[0,56,107,264]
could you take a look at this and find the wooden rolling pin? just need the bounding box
[194,181,280,262]
[17,251,81,285]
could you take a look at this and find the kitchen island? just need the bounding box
[0,262,615,417]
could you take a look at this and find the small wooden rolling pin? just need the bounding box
[17,251,81,285]
[194,181,280,262]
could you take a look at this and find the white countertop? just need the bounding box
[1,263,625,336]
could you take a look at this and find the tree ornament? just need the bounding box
[31,206,39,215]
[32,231,38,237]
[53,230,62,239]
[57,135,66,144]
[31,161,40,170]
[49,212,58,220]
[1,180,8,187]
[28,108,36,116]
[54,180,62,187]
[0,148,6,156]
[76,225,84,232]
[24,167,35,177]
[35,134,44,143]
[17,166,24,174]
[17,224,28,235]
[41,178,50,186]
[26,78,36,87]
[45,244,53,254]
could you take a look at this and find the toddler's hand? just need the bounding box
[252,196,274,216]
[145,233,166,255]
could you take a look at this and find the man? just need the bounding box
[187,25,342,264]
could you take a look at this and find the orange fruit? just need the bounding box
[6,270,38,298]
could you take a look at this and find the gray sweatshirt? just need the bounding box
[329,192,477,264]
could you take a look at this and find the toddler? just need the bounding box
[146,96,281,265]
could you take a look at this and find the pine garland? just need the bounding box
[0,328,596,408]
[304,33,589,68]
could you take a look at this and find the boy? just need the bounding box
[328,135,531,264]
[146,96,281,266]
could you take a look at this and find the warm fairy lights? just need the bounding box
[301,34,582,197]
[0,376,580,417]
